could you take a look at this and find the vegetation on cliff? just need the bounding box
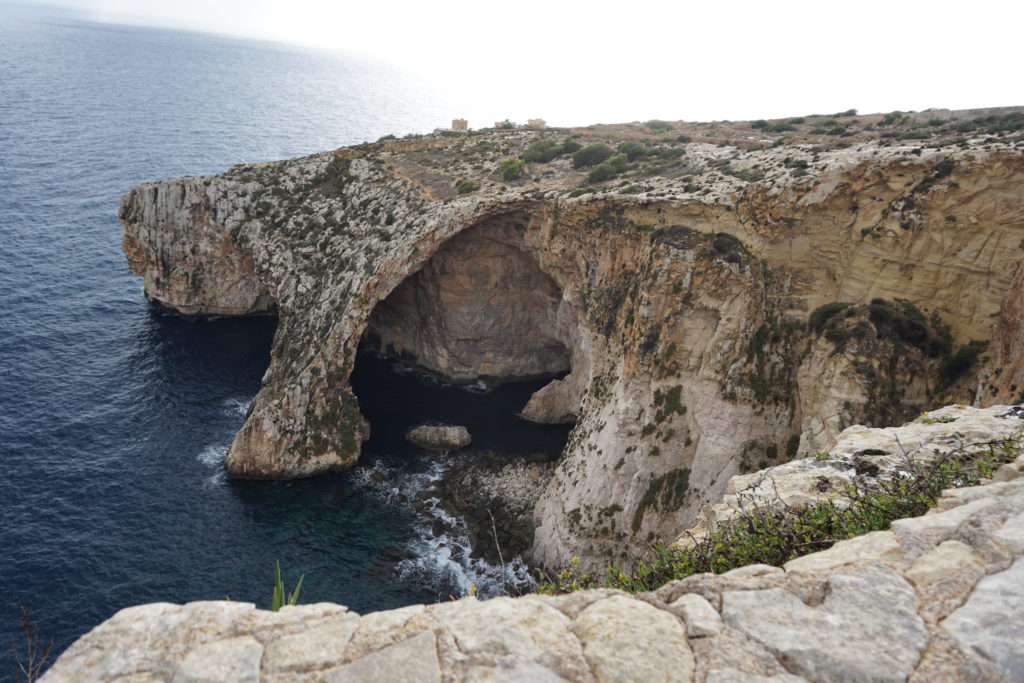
[540,434,1022,594]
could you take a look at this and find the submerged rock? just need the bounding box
[405,424,471,451]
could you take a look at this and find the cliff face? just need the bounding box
[121,180,275,316]
[119,115,1024,567]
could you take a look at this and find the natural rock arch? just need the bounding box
[363,215,569,385]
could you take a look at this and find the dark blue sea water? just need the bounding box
[0,6,568,670]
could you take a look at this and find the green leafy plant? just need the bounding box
[271,561,305,611]
[645,120,674,132]
[454,179,479,194]
[521,139,563,163]
[561,138,583,155]
[586,163,618,184]
[499,158,525,181]
[617,141,649,160]
[572,144,614,169]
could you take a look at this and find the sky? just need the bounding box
[10,0,1024,126]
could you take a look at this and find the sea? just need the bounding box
[0,5,570,669]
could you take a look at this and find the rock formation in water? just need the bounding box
[433,452,556,564]
[405,424,472,451]
[119,108,1024,569]
[43,405,1024,681]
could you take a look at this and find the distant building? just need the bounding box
[494,120,516,129]
[526,118,546,129]
[451,119,468,131]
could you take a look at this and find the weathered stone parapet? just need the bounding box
[44,405,1024,682]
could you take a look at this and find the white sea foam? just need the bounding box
[462,379,490,394]
[351,458,534,599]
[222,397,251,418]
[384,359,492,394]
[203,469,226,488]
[197,444,227,466]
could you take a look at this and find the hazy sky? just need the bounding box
[14,0,1024,126]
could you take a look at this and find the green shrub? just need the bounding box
[522,139,563,163]
[632,468,690,532]
[809,302,853,332]
[606,153,629,173]
[573,143,614,168]
[646,120,674,132]
[586,162,619,184]
[561,138,583,155]
[881,112,904,126]
[940,340,988,383]
[455,179,480,193]
[499,158,525,180]
[617,141,649,160]
[766,123,797,133]
[751,119,769,129]
[867,298,929,348]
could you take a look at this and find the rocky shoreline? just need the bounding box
[431,451,555,567]
[44,405,1024,681]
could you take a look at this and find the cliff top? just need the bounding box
[216,105,1024,205]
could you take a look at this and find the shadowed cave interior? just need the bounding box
[360,216,575,416]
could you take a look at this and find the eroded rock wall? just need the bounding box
[120,178,274,315]
[119,136,1024,566]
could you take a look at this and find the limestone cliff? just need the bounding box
[119,109,1024,568]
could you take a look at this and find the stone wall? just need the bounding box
[44,407,1024,681]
